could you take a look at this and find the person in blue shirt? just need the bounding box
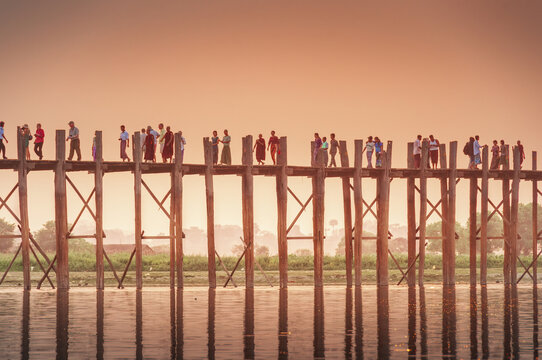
[374,137,383,168]
[118,125,130,162]
[0,121,8,159]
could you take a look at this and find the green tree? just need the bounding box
[34,220,56,252]
[426,221,468,254]
[335,231,376,255]
[0,218,16,252]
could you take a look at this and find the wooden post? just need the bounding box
[510,146,520,283]
[418,140,428,286]
[17,127,31,290]
[480,146,489,285]
[469,177,477,286]
[55,130,69,289]
[244,288,255,359]
[94,131,104,289]
[502,145,511,284]
[242,136,255,288]
[439,144,449,285]
[377,142,392,286]
[169,161,176,289]
[133,132,143,289]
[276,137,288,288]
[174,133,184,288]
[353,140,363,287]
[340,141,353,287]
[278,288,288,358]
[314,287,325,358]
[445,141,458,285]
[312,141,325,287]
[56,290,69,358]
[533,151,538,283]
[407,142,416,286]
[203,138,216,288]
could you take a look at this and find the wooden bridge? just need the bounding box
[1,128,541,290]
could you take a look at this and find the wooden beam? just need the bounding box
[133,132,143,289]
[174,133,183,288]
[502,145,511,284]
[17,127,31,290]
[55,130,69,289]
[312,141,326,287]
[480,146,489,285]
[340,140,353,287]
[439,143,449,285]
[377,141,392,286]
[203,137,216,288]
[533,151,538,283]
[510,146,521,283]
[444,142,458,285]
[469,177,477,286]
[418,140,428,286]
[242,136,255,288]
[276,137,288,288]
[94,131,104,289]
[407,142,416,286]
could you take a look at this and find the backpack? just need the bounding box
[463,142,471,156]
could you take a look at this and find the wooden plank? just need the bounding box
[94,131,104,289]
[174,133,183,288]
[339,140,353,287]
[377,141,392,286]
[353,140,363,286]
[445,141,458,285]
[480,146,489,285]
[533,151,538,283]
[133,132,143,289]
[418,140,428,286]
[55,130,69,289]
[312,140,326,287]
[242,136,255,288]
[17,127,31,290]
[510,146,521,283]
[276,137,288,288]
[407,142,416,286]
[469,177,477,286]
[439,144,449,285]
[203,137,216,288]
[502,145,511,284]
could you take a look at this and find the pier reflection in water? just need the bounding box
[1,285,541,358]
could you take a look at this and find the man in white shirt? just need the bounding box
[119,125,130,162]
[179,130,186,162]
[473,135,485,169]
[413,135,422,169]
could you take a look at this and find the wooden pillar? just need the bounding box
[340,141,353,287]
[510,147,520,283]
[276,137,288,288]
[502,145,511,284]
[480,146,489,285]
[377,142,392,286]
[242,136,255,288]
[439,144,449,285]
[55,130,69,289]
[353,140,363,287]
[133,132,143,289]
[469,177,477,286]
[278,288,288,358]
[533,151,538,283]
[203,138,216,288]
[94,131,104,289]
[174,133,184,288]
[418,140,428,286]
[17,127,31,290]
[244,288,255,359]
[169,162,176,289]
[445,141,458,285]
[312,142,325,287]
[407,142,416,286]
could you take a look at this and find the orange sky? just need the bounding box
[1,1,541,252]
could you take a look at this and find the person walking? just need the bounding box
[149,127,159,162]
[33,123,45,160]
[516,140,525,168]
[211,130,219,165]
[374,136,383,168]
[413,135,422,169]
[119,125,130,162]
[0,121,7,159]
[473,135,485,169]
[21,124,31,160]
[429,135,439,169]
[365,136,375,168]
[253,134,266,165]
[143,126,155,163]
[268,131,279,165]
[463,137,475,169]
[140,128,147,159]
[158,123,166,155]
[499,139,507,169]
[66,121,81,161]
[162,126,174,163]
[313,133,322,164]
[490,140,500,170]
[220,129,232,165]
[321,136,329,167]
[329,133,339,167]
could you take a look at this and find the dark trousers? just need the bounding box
[0,139,5,158]
[68,139,81,161]
[34,142,43,159]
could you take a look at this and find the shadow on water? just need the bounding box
[21,290,29,360]
[354,286,363,359]
[208,288,215,360]
[344,287,352,359]
[96,290,104,360]
[244,288,255,359]
[377,286,389,360]
[278,288,288,360]
[56,289,69,360]
[314,287,324,359]
[442,284,456,357]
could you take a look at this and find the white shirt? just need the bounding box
[140,133,146,145]
[150,129,159,142]
[365,142,375,152]
[473,140,481,155]
[120,130,129,141]
[413,139,421,155]
[180,136,186,151]
[429,140,439,151]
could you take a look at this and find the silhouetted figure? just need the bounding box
[490,140,500,170]
[473,135,485,169]
[119,125,130,162]
[429,135,439,169]
[140,128,147,159]
[313,133,322,164]
[21,124,31,160]
[499,140,507,169]
[66,121,81,161]
[253,134,266,165]
[143,126,155,163]
[516,140,525,168]
[34,123,44,160]
[463,137,475,169]
[364,136,374,168]
[158,123,166,155]
[413,135,422,169]
[0,121,8,159]
[162,126,174,163]
[179,131,186,162]
[220,129,231,165]
[329,133,339,167]
[211,130,219,165]
[268,130,279,165]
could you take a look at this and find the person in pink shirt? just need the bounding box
[34,123,45,160]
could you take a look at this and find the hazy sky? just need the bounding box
[1,1,541,251]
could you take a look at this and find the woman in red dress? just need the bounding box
[162,126,174,163]
[267,130,279,165]
[143,126,155,162]
[253,134,266,165]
